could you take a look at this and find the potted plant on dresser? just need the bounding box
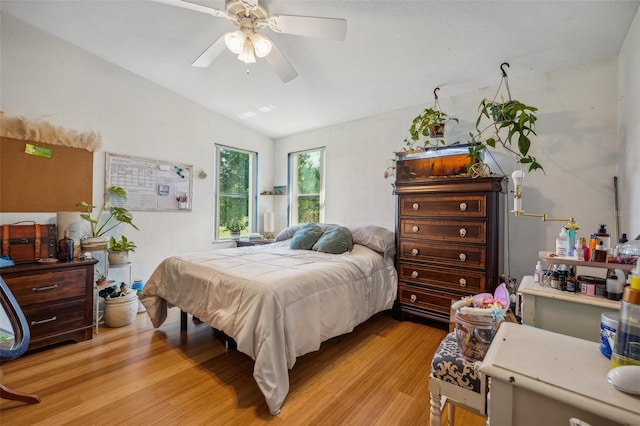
[108,235,136,265]
[76,186,139,251]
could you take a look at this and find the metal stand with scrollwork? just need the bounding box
[0,275,40,404]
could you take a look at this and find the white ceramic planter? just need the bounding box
[108,250,130,265]
[80,236,108,251]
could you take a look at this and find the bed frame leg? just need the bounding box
[180,310,187,331]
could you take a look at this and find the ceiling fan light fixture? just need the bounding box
[251,33,272,58]
[224,29,245,54]
[238,37,256,63]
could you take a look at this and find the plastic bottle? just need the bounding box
[566,227,576,257]
[588,234,598,262]
[534,261,543,283]
[611,282,640,366]
[581,237,590,263]
[592,240,607,262]
[614,233,629,257]
[556,228,568,256]
[596,224,611,250]
[575,239,584,261]
[606,269,624,301]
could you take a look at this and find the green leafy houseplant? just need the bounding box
[109,235,136,252]
[76,186,139,238]
[406,107,459,150]
[224,218,248,233]
[468,99,543,173]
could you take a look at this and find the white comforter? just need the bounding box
[140,240,397,414]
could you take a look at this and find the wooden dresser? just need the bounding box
[394,176,504,324]
[1,258,98,351]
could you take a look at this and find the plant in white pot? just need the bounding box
[224,218,247,240]
[76,186,139,250]
[108,235,136,265]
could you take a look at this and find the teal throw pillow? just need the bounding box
[312,226,353,254]
[289,223,324,250]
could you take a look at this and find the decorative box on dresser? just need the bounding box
[394,176,505,324]
[1,258,98,351]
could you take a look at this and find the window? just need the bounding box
[289,148,325,225]
[215,145,257,239]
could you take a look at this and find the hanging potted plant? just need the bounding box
[385,88,460,179]
[224,218,247,240]
[108,235,136,265]
[467,63,544,175]
[76,186,139,250]
[467,98,543,174]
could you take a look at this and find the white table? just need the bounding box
[480,323,640,426]
[518,275,620,342]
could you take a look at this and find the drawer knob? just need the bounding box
[412,203,420,211]
[412,225,419,233]
[411,270,419,279]
[459,202,468,211]
[459,278,467,287]
[459,228,467,237]
[459,253,467,261]
[411,248,419,256]
[32,284,58,292]
[410,294,417,302]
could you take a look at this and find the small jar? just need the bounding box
[551,271,560,289]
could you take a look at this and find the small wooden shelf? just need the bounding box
[538,251,635,272]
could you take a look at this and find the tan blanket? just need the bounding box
[140,240,397,414]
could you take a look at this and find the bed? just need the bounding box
[139,224,398,415]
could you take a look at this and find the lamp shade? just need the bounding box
[224,30,245,54]
[511,169,525,212]
[251,33,272,58]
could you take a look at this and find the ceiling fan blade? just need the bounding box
[268,15,347,41]
[264,43,298,83]
[191,35,227,67]
[150,0,227,18]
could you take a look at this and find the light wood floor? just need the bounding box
[1,308,486,425]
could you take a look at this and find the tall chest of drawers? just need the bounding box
[394,176,505,324]
[1,259,98,351]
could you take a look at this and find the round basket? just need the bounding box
[104,291,138,327]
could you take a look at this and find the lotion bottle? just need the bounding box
[556,228,568,256]
[534,261,543,283]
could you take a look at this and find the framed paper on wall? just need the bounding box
[105,152,193,211]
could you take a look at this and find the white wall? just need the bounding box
[2,7,638,286]
[276,58,623,282]
[619,8,640,240]
[0,12,275,280]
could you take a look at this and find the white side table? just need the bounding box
[480,323,640,426]
[518,275,620,342]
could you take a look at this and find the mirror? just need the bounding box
[0,275,40,404]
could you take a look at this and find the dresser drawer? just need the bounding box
[5,269,88,306]
[398,282,462,321]
[398,240,486,269]
[399,194,486,217]
[399,219,486,243]
[23,299,90,339]
[398,262,486,293]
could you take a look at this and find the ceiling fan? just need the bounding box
[152,0,347,82]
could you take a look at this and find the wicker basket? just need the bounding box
[104,291,138,327]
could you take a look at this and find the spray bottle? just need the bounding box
[611,264,640,366]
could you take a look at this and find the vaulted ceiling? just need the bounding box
[2,0,638,138]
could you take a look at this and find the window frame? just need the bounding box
[214,144,258,240]
[288,147,325,226]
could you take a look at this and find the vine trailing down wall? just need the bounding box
[0,111,103,152]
